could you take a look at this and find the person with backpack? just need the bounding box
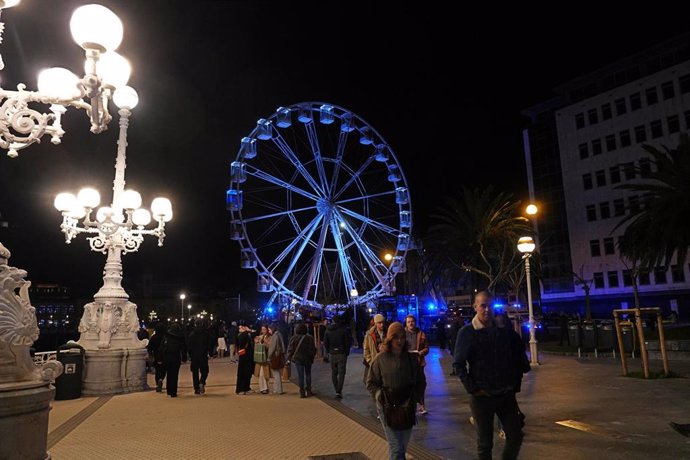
[147,322,167,392]
[162,322,187,398]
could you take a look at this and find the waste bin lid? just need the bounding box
[57,341,85,354]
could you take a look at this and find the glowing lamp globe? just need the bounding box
[54,193,77,212]
[121,190,142,210]
[37,68,81,100]
[77,188,100,209]
[70,4,123,52]
[113,86,139,110]
[97,52,131,88]
[517,236,536,254]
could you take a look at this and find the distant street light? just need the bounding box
[187,304,192,320]
[180,294,186,320]
[518,236,539,366]
[526,203,539,215]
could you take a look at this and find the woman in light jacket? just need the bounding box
[268,323,285,394]
[254,324,271,394]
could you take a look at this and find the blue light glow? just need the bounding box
[493,303,504,310]
[427,302,436,310]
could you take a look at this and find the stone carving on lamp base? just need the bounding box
[0,243,64,460]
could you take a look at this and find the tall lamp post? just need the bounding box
[0,3,137,457]
[518,236,539,366]
[180,293,186,320]
[53,87,173,393]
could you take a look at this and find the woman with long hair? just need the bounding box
[235,321,254,395]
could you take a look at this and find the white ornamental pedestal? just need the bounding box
[0,381,55,460]
[76,246,148,395]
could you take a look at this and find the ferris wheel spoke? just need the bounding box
[334,210,387,287]
[271,131,325,197]
[241,205,318,224]
[337,205,399,235]
[304,121,331,196]
[246,165,320,202]
[267,213,323,272]
[328,217,358,303]
[276,214,324,290]
[335,189,396,206]
[301,210,331,301]
[333,155,375,201]
[329,131,349,195]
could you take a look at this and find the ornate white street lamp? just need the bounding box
[53,88,172,354]
[517,236,539,366]
[0,3,131,158]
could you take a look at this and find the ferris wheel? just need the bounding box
[226,102,412,310]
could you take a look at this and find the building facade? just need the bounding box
[523,36,690,318]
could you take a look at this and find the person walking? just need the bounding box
[404,314,429,415]
[363,313,386,384]
[366,321,419,460]
[254,324,271,394]
[323,315,352,399]
[227,321,238,363]
[187,318,210,395]
[147,322,167,393]
[267,323,286,395]
[453,291,530,460]
[235,321,254,395]
[162,322,187,398]
[286,322,317,398]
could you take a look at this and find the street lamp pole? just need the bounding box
[518,236,539,366]
[180,294,186,321]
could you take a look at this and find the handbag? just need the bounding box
[281,362,291,380]
[269,352,285,370]
[382,394,416,430]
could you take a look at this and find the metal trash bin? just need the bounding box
[55,342,85,400]
[618,325,634,353]
[582,321,597,349]
[568,321,581,348]
[596,320,614,350]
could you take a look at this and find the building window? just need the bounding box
[623,162,635,180]
[623,269,633,287]
[605,134,616,152]
[603,237,615,255]
[645,87,659,105]
[590,239,601,257]
[619,129,631,147]
[579,143,589,159]
[662,80,675,100]
[594,169,606,187]
[601,103,612,120]
[650,120,663,139]
[588,108,598,125]
[639,271,650,285]
[628,195,640,213]
[615,98,627,115]
[608,271,619,288]
[592,139,602,155]
[583,173,593,190]
[593,272,605,289]
[613,198,625,216]
[586,205,597,221]
[599,202,610,219]
[667,115,680,134]
[680,74,690,94]
[634,125,647,143]
[672,265,686,283]
[610,165,621,184]
[654,266,667,284]
[629,92,642,111]
[576,113,585,129]
[639,158,652,177]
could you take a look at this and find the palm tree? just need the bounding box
[615,134,690,269]
[424,186,533,295]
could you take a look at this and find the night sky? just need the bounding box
[1,1,689,301]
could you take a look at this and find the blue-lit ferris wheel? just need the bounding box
[226,102,412,310]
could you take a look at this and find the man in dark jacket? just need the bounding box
[187,318,210,395]
[323,315,352,399]
[453,291,530,460]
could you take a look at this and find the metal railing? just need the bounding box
[33,351,58,367]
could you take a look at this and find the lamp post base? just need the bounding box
[0,380,55,460]
[82,348,148,395]
[529,340,540,366]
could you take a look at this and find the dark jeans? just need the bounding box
[417,366,427,405]
[295,362,312,393]
[155,361,167,383]
[164,360,181,396]
[469,391,523,460]
[330,353,347,393]
[190,360,209,391]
